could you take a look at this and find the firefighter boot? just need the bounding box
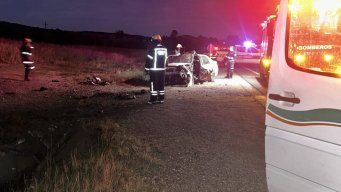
[157,91,165,103]
[148,90,158,104]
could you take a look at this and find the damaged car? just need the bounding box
[165,52,219,86]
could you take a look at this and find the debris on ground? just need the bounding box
[80,90,148,101]
[89,92,137,100]
[124,76,149,86]
[78,76,111,86]
[16,139,25,145]
[140,89,147,94]
[117,93,136,100]
[33,87,48,92]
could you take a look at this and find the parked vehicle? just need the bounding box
[259,15,276,84]
[235,45,261,64]
[266,0,341,191]
[166,52,218,86]
[216,46,236,78]
[207,44,219,60]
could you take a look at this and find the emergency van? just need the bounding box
[266,0,341,191]
[235,45,260,64]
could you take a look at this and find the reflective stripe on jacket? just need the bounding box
[20,45,34,65]
[145,44,167,71]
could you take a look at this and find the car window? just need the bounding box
[167,53,193,63]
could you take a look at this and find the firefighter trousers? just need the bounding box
[24,66,31,81]
[24,64,35,81]
[149,70,165,102]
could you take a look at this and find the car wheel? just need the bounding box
[179,67,194,87]
[260,72,269,87]
[185,72,194,87]
[259,63,268,86]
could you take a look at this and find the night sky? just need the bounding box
[0,0,278,40]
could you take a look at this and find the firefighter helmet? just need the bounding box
[152,34,162,42]
[229,46,235,52]
[176,44,183,48]
[24,38,32,44]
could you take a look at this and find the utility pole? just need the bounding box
[44,21,48,29]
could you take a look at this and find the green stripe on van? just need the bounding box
[268,104,341,124]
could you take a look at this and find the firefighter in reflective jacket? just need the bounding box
[145,34,168,104]
[226,46,236,79]
[175,44,183,56]
[20,38,35,81]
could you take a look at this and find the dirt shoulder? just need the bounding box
[1,61,267,191]
[0,62,151,190]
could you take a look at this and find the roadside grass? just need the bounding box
[0,38,146,81]
[0,38,20,65]
[0,114,28,145]
[26,119,160,192]
[0,38,152,191]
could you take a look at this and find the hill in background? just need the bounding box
[0,21,228,53]
[0,21,148,49]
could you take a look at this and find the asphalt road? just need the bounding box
[112,62,269,191]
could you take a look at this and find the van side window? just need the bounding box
[287,0,341,77]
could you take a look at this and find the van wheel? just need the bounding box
[259,72,269,87]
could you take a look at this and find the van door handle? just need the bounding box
[269,93,301,104]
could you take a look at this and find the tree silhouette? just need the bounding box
[168,30,179,52]
[170,30,178,38]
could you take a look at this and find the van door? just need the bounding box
[266,0,341,191]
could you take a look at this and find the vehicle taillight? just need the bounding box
[262,58,271,67]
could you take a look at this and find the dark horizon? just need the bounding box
[0,0,279,40]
